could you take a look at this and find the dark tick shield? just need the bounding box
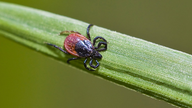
[46,24,108,71]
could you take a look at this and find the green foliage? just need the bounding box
[0,2,192,107]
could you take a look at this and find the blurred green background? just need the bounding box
[1,0,192,108]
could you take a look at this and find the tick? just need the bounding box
[46,24,107,71]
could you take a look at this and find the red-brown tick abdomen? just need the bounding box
[64,33,90,57]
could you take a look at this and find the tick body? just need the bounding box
[46,24,107,71]
[64,33,93,57]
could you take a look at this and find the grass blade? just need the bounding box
[0,2,192,107]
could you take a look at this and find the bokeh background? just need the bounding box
[1,0,192,108]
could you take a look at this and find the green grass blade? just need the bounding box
[0,2,192,107]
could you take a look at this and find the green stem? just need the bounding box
[0,2,192,107]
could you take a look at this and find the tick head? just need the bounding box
[92,50,102,59]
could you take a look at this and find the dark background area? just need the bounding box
[1,0,192,108]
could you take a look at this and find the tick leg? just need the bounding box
[84,58,94,71]
[89,59,100,69]
[87,24,94,41]
[67,57,80,64]
[60,31,81,35]
[45,43,69,54]
[95,42,107,51]
[93,36,107,46]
